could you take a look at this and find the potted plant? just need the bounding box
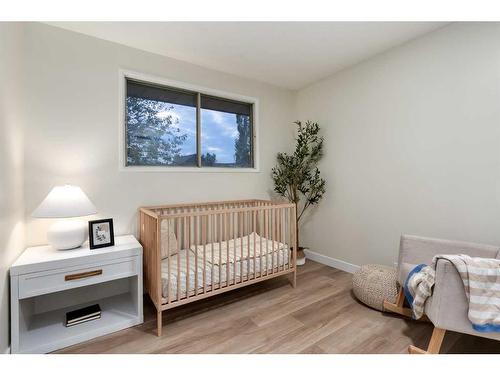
[271,120,326,265]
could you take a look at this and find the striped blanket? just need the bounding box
[404,254,500,332]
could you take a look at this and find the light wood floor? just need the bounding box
[56,261,500,354]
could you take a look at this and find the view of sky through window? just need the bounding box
[202,109,242,165]
[163,103,197,159]
[126,80,252,168]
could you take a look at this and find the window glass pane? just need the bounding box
[201,96,253,168]
[126,80,197,166]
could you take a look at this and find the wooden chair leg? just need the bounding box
[408,345,427,354]
[427,327,446,354]
[157,310,163,337]
[383,287,430,322]
[395,287,405,307]
[383,288,412,317]
[408,327,446,354]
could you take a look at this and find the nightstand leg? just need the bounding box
[157,310,162,337]
[10,275,19,353]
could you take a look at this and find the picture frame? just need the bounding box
[88,218,115,249]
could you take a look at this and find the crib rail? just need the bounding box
[138,209,162,310]
[139,199,297,312]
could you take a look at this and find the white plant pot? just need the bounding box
[296,257,306,266]
[296,247,308,266]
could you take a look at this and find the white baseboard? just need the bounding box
[304,249,360,274]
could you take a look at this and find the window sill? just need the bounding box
[119,166,260,173]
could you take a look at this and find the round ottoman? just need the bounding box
[352,264,398,311]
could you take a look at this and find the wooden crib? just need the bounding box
[138,199,297,336]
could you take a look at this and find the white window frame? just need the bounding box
[118,69,260,173]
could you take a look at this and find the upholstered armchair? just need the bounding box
[384,234,500,354]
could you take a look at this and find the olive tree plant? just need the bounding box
[271,121,326,260]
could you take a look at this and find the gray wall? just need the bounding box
[297,23,500,267]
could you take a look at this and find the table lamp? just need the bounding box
[32,185,97,250]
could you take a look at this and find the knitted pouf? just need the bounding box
[352,264,398,311]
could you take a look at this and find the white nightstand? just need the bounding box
[10,235,143,354]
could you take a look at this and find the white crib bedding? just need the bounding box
[161,234,290,302]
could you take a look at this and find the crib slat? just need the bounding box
[156,216,161,306]
[265,208,269,276]
[167,218,171,304]
[292,205,297,271]
[239,212,245,282]
[202,215,207,294]
[290,208,292,271]
[278,208,282,272]
[282,208,285,272]
[267,208,270,276]
[253,209,256,279]
[284,208,287,271]
[271,208,275,275]
[278,208,281,272]
[283,208,286,272]
[176,217,181,301]
[211,213,215,292]
[225,212,230,287]
[287,208,290,271]
[259,210,263,277]
[247,211,250,281]
[276,208,279,273]
[260,210,264,277]
[274,208,277,273]
[194,215,198,296]
[275,208,278,274]
[218,213,222,289]
[154,216,158,302]
[143,213,148,296]
[233,211,237,285]
[279,208,282,272]
[185,216,190,300]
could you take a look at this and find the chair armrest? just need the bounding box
[425,259,469,331]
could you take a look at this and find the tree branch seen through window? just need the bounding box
[125,79,254,168]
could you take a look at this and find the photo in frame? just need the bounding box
[88,218,115,249]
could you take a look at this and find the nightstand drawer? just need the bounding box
[18,257,139,299]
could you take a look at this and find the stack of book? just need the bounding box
[65,304,101,327]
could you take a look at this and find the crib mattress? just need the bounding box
[161,236,290,302]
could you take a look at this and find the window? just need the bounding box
[125,77,255,169]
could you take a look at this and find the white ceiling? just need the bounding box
[47,22,448,90]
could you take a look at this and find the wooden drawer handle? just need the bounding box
[65,269,103,281]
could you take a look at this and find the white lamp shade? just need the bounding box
[32,185,97,218]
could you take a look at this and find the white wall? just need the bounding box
[297,23,500,267]
[22,23,295,246]
[0,23,25,353]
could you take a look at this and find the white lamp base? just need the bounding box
[47,220,88,250]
